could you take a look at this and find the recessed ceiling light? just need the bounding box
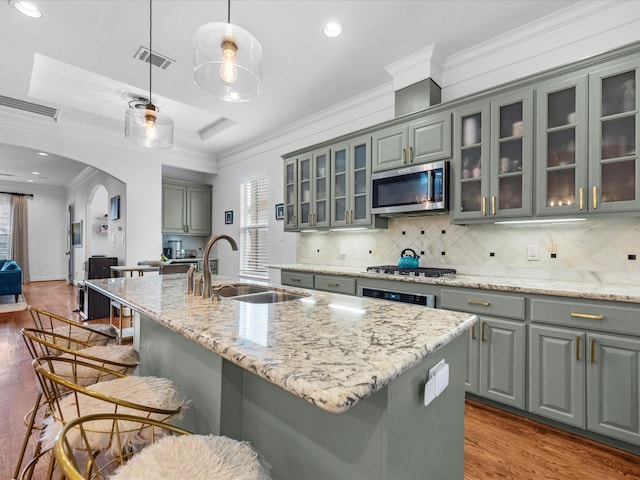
[31,171,40,175]
[9,1,43,19]
[323,21,343,38]
[37,151,48,156]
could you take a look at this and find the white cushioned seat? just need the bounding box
[56,345,139,386]
[52,324,118,346]
[110,434,271,480]
[42,375,184,453]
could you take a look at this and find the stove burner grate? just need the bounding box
[366,266,456,277]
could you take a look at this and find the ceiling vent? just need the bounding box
[134,46,174,70]
[0,95,59,119]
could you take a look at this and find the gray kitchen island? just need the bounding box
[88,274,477,480]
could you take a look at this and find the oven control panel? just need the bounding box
[359,287,435,307]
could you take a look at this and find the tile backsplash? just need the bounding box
[296,215,640,284]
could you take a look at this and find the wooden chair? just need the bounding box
[54,413,272,480]
[14,330,139,480]
[24,356,184,480]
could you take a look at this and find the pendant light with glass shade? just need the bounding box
[125,0,173,148]
[193,0,263,102]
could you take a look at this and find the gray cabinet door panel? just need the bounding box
[529,325,586,427]
[162,183,187,233]
[587,333,640,445]
[372,125,408,172]
[480,317,525,409]
[409,112,452,164]
[186,187,212,235]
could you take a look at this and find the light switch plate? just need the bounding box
[527,244,540,261]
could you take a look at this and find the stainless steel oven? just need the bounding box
[358,286,435,308]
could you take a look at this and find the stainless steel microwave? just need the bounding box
[371,161,448,215]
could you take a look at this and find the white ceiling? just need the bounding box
[0,0,581,186]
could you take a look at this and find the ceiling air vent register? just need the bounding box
[0,95,58,120]
[134,46,175,70]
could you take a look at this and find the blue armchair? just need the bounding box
[0,259,22,302]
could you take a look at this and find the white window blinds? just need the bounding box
[240,177,269,278]
[0,195,10,259]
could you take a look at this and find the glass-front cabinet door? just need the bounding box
[589,60,640,213]
[452,102,490,223]
[331,135,372,227]
[490,90,533,219]
[452,90,532,223]
[297,148,330,230]
[536,75,588,216]
[283,158,298,231]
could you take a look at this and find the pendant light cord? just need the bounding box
[148,0,153,105]
[227,0,230,23]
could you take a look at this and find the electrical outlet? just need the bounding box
[527,244,540,261]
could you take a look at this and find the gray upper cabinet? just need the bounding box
[451,90,533,223]
[283,158,298,232]
[535,74,589,216]
[330,135,372,227]
[588,58,640,213]
[162,180,212,235]
[372,111,451,172]
[537,56,640,216]
[297,148,331,230]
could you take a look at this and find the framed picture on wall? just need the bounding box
[110,195,120,220]
[71,220,83,247]
[275,203,284,220]
[225,211,233,224]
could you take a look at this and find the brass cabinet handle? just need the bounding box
[349,210,353,224]
[591,338,596,364]
[467,300,490,306]
[579,187,584,210]
[482,196,487,216]
[481,321,486,342]
[289,278,301,282]
[576,336,581,361]
[471,324,476,340]
[327,282,339,287]
[491,196,496,215]
[593,185,597,209]
[409,146,414,163]
[402,148,406,164]
[570,312,604,320]
[292,215,297,227]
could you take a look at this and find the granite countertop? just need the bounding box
[271,264,640,303]
[87,275,476,414]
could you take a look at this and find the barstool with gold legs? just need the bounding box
[54,413,272,480]
[14,330,139,480]
[28,306,118,346]
[24,356,184,480]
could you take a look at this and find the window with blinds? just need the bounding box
[0,195,11,259]
[240,177,269,278]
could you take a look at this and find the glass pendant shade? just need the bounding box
[194,22,263,102]
[125,102,174,148]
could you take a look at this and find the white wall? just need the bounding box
[0,180,67,282]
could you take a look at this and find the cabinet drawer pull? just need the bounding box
[467,300,490,306]
[491,196,496,216]
[590,338,596,364]
[471,324,476,340]
[482,197,487,216]
[402,148,406,164]
[481,321,486,342]
[289,278,301,282]
[570,312,604,321]
[576,336,581,361]
[409,146,414,163]
[579,187,584,210]
[327,282,339,287]
[593,185,597,209]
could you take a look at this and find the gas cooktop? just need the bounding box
[366,266,457,277]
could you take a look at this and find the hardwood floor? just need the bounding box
[1,280,639,479]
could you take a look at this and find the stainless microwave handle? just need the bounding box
[427,170,433,201]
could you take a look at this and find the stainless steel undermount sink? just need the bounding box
[231,290,307,304]
[215,283,271,298]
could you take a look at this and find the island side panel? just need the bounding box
[242,334,466,480]
[135,314,243,438]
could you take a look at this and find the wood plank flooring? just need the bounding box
[1,280,639,479]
